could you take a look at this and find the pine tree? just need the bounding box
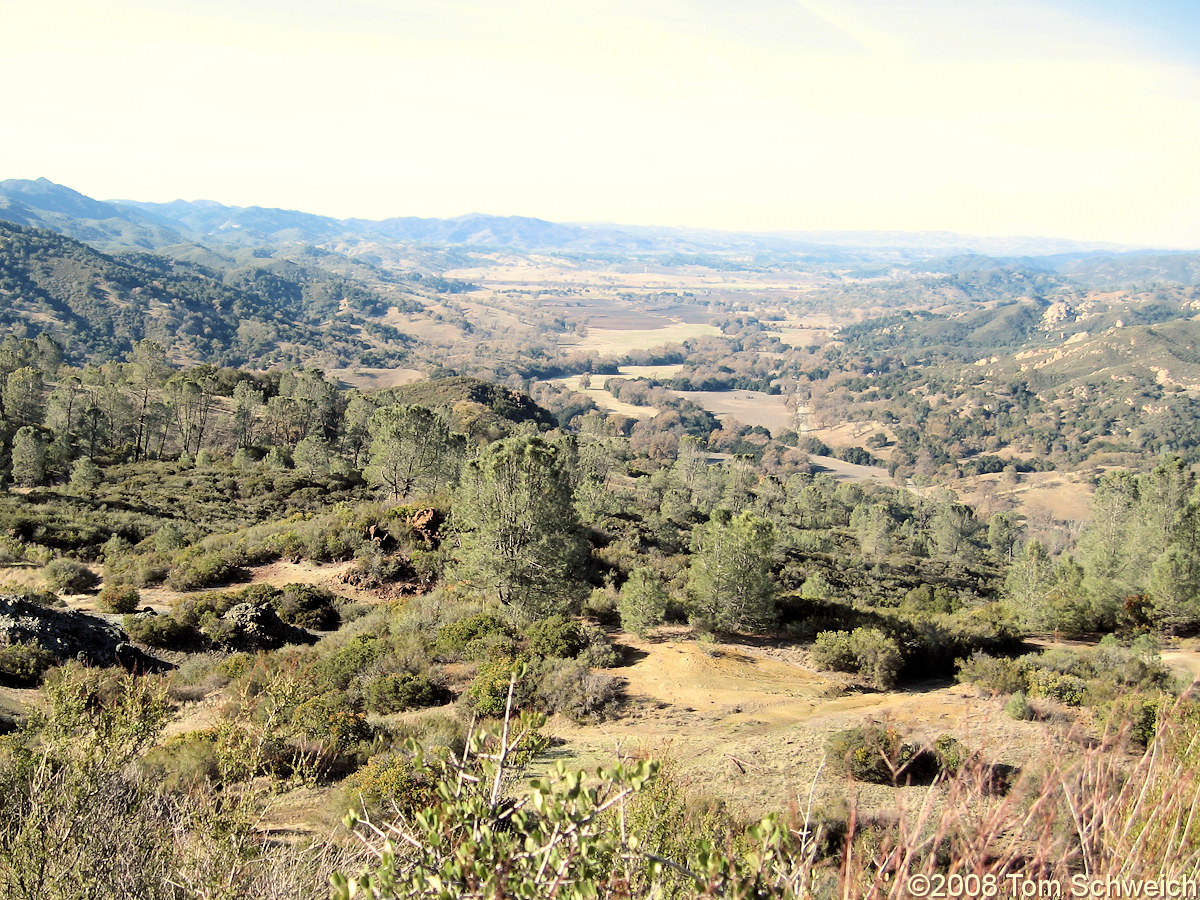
[1148,544,1200,634]
[68,457,102,492]
[687,509,776,632]
[365,405,462,500]
[3,366,45,426]
[292,435,331,478]
[451,435,587,619]
[11,426,45,487]
[618,568,669,636]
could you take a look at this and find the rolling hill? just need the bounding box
[0,221,413,367]
[0,178,1151,260]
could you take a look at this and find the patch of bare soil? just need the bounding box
[161,691,227,739]
[547,632,1061,820]
[254,785,343,842]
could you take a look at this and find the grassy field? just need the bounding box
[561,321,722,356]
[955,469,1096,523]
[673,389,795,436]
[325,367,426,391]
[527,627,1061,820]
[554,374,659,418]
[807,454,897,488]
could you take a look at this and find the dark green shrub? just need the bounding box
[1005,691,1036,720]
[97,583,141,614]
[336,751,439,820]
[314,635,387,692]
[173,589,248,628]
[584,586,620,626]
[122,614,198,650]
[902,584,962,614]
[216,652,253,680]
[810,630,855,672]
[275,583,341,631]
[154,522,188,552]
[0,535,27,565]
[537,658,623,723]
[460,630,519,662]
[464,658,522,717]
[1107,693,1166,746]
[617,569,668,635]
[0,642,56,687]
[576,623,619,668]
[104,550,171,588]
[236,584,283,605]
[293,690,372,752]
[6,589,64,608]
[931,734,970,774]
[955,651,1027,695]
[526,615,588,660]
[166,550,238,591]
[365,672,444,714]
[433,612,512,661]
[43,558,100,594]
[811,628,903,689]
[1026,668,1087,706]
[850,629,903,689]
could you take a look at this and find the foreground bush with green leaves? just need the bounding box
[332,681,805,900]
[0,665,361,900]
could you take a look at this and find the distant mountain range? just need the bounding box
[0,177,1151,259]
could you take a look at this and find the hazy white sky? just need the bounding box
[4,0,1200,246]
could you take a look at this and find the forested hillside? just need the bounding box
[0,221,416,367]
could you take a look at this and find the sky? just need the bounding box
[3,0,1200,247]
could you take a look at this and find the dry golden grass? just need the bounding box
[554,376,659,418]
[325,367,425,391]
[954,470,1095,522]
[674,389,796,436]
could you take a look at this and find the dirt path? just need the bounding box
[1162,647,1200,684]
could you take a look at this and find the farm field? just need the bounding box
[325,367,426,391]
[560,321,722,356]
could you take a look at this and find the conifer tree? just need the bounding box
[451,435,587,619]
[687,509,776,631]
[11,426,45,487]
[365,405,462,499]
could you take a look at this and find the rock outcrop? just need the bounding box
[207,602,315,652]
[0,594,162,671]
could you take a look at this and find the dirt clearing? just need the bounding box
[547,632,1050,819]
